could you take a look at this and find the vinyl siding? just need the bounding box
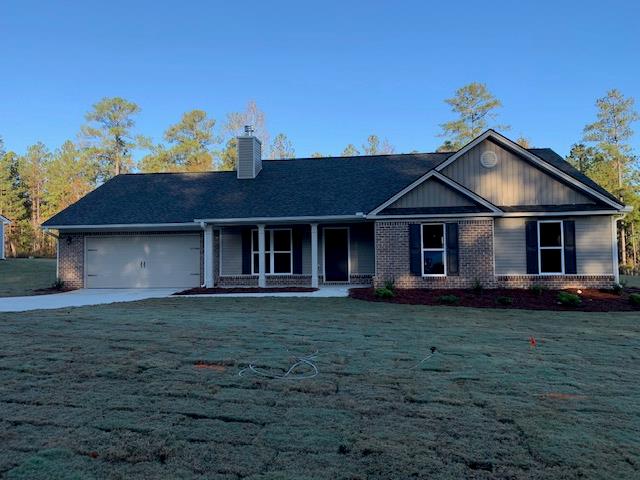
[220,226,244,275]
[494,216,614,275]
[389,178,475,208]
[442,139,595,206]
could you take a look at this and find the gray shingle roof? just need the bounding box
[42,148,619,228]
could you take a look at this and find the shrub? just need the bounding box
[472,279,483,294]
[630,293,640,306]
[438,294,460,305]
[384,279,396,293]
[612,283,624,295]
[375,287,395,299]
[52,278,65,291]
[529,284,546,296]
[496,296,513,306]
[557,291,582,306]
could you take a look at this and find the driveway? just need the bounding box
[0,288,178,312]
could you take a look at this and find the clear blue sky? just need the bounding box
[1,0,639,159]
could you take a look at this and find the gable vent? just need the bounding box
[480,151,498,168]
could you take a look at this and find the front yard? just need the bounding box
[0,258,56,297]
[0,298,638,479]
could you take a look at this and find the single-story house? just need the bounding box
[42,129,630,290]
[0,215,10,260]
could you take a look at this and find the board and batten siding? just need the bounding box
[494,216,614,275]
[219,223,375,276]
[442,140,595,206]
[388,178,475,208]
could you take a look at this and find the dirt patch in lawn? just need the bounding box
[175,286,318,295]
[350,286,640,311]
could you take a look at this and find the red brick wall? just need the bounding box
[58,233,84,289]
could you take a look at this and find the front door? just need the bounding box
[324,228,349,282]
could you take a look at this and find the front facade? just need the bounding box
[44,130,630,290]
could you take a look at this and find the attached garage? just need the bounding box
[85,235,201,288]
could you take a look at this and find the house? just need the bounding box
[42,130,630,290]
[0,215,10,260]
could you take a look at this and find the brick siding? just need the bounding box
[217,274,372,287]
[374,219,495,289]
[495,275,614,289]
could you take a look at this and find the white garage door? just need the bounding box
[85,235,201,288]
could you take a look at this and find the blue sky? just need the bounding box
[1,0,639,160]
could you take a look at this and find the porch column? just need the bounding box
[258,224,266,288]
[204,225,214,287]
[310,223,319,288]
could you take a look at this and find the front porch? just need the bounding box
[202,222,375,288]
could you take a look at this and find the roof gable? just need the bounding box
[441,138,597,207]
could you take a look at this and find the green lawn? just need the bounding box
[0,258,57,297]
[622,274,640,288]
[0,298,638,479]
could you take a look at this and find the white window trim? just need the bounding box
[421,223,447,277]
[251,228,293,276]
[537,220,564,275]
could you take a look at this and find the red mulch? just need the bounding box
[175,286,318,295]
[349,287,640,312]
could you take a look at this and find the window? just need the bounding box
[251,229,292,275]
[538,221,563,274]
[422,224,446,276]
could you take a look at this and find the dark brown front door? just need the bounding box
[324,228,349,282]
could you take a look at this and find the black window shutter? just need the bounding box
[241,228,252,275]
[525,221,539,274]
[563,220,577,274]
[446,223,459,276]
[409,224,422,276]
[292,228,303,274]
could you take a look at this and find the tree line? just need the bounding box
[0,84,638,272]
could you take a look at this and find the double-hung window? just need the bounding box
[422,223,446,276]
[538,221,564,274]
[251,229,293,275]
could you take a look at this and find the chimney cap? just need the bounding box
[244,125,255,136]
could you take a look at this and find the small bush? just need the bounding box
[52,278,65,290]
[611,283,624,295]
[557,291,582,306]
[375,287,395,299]
[630,293,640,306]
[438,294,460,305]
[496,296,513,306]
[384,279,396,292]
[472,279,483,294]
[529,284,546,296]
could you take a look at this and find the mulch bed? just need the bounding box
[349,287,640,312]
[32,287,76,295]
[174,286,318,295]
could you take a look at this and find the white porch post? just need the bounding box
[258,224,266,288]
[204,225,214,287]
[310,223,319,288]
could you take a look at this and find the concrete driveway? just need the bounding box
[0,289,179,313]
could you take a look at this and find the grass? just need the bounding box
[622,274,640,288]
[0,258,56,297]
[0,298,638,479]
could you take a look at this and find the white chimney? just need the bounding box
[237,125,262,179]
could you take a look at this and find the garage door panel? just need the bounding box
[85,235,201,288]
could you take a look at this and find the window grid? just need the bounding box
[251,228,293,275]
[421,223,446,277]
[537,220,564,275]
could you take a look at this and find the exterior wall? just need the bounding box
[217,274,372,287]
[0,223,4,259]
[219,222,375,278]
[374,219,495,289]
[58,233,84,289]
[374,217,616,290]
[442,139,594,206]
[494,216,614,275]
[388,178,475,209]
[57,231,204,290]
